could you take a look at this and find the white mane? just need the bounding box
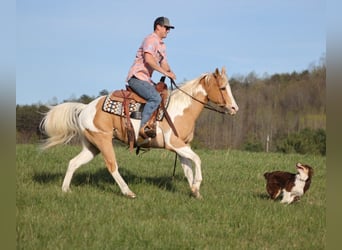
[168,73,209,108]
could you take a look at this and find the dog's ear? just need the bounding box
[309,167,314,178]
[305,165,314,178]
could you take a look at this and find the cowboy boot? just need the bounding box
[139,123,156,139]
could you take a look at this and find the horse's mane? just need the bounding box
[168,73,210,107]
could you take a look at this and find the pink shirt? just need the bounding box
[126,32,167,84]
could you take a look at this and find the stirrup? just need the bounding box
[139,125,156,139]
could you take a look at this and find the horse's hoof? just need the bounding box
[191,188,203,200]
[62,187,71,193]
[193,192,203,200]
[125,191,136,199]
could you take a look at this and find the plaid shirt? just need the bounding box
[126,32,167,84]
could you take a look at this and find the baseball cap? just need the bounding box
[154,16,175,29]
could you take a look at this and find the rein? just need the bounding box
[169,78,228,114]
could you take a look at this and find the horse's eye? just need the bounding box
[220,87,226,91]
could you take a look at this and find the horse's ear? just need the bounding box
[214,68,220,76]
[221,66,226,75]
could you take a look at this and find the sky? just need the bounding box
[16,0,326,105]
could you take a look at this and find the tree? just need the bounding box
[78,94,93,104]
[16,104,48,143]
[99,89,109,96]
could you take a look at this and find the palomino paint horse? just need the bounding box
[40,67,238,199]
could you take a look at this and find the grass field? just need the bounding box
[16,144,326,249]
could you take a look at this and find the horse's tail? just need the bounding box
[39,102,87,150]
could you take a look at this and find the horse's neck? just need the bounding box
[169,81,208,120]
[188,97,207,121]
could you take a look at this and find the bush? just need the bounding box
[276,128,326,155]
[16,105,48,144]
[243,139,264,152]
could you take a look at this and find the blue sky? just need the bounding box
[16,0,325,105]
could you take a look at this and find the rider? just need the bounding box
[126,16,176,139]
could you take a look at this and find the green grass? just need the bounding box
[16,144,326,249]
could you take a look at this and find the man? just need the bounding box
[126,16,176,139]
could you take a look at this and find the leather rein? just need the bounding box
[169,78,229,114]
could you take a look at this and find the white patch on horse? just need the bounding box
[79,98,101,132]
[226,84,239,111]
[163,129,173,147]
[131,119,141,140]
[168,78,207,121]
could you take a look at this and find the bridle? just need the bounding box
[168,77,230,114]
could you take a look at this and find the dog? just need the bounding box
[263,163,313,204]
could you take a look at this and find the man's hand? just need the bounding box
[165,71,176,80]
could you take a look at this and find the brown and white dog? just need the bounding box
[263,163,313,204]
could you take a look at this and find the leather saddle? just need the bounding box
[104,77,178,152]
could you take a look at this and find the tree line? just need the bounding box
[16,64,326,155]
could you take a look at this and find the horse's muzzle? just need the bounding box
[226,105,238,115]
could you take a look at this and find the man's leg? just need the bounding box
[128,77,161,137]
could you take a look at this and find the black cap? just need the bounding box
[154,17,175,29]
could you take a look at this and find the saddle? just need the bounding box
[102,78,178,152]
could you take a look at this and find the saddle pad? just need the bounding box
[102,95,166,121]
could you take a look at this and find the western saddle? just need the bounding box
[106,77,178,152]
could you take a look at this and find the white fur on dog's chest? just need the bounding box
[281,175,307,204]
[291,177,306,196]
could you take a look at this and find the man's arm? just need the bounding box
[144,52,176,80]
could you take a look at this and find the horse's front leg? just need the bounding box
[177,147,203,199]
[179,156,194,187]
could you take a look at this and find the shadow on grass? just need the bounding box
[253,192,292,203]
[33,168,184,193]
[33,172,63,184]
[254,193,271,200]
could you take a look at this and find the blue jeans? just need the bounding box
[127,77,162,128]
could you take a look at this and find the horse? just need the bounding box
[39,67,239,199]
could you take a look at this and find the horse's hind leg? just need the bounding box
[62,142,99,192]
[87,132,136,198]
[101,145,136,198]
